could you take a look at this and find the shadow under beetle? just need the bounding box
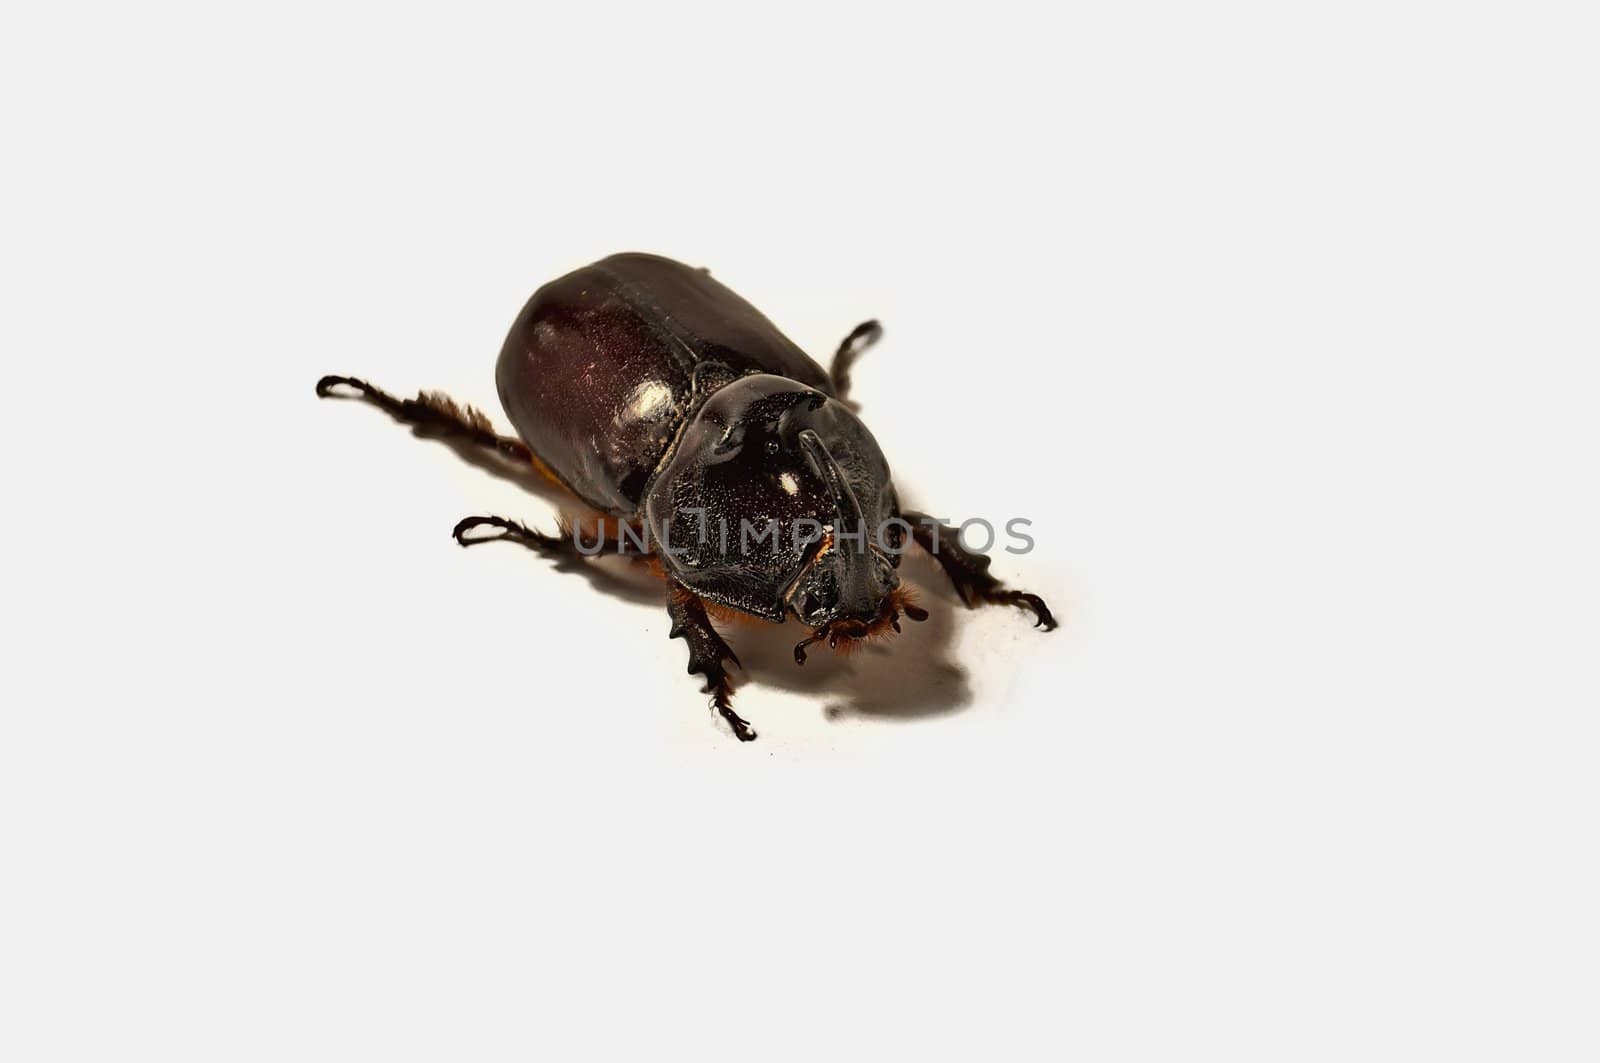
[317,253,1055,741]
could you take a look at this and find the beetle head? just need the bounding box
[644,373,909,631]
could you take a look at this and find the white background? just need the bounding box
[3,2,1596,1059]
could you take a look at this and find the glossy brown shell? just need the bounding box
[495,252,833,514]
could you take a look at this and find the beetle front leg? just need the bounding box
[828,319,883,403]
[316,375,533,462]
[902,510,1058,630]
[666,583,755,742]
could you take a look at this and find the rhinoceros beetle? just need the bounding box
[317,253,1054,741]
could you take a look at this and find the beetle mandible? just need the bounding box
[317,253,1055,741]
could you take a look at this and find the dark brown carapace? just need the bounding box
[318,253,1054,742]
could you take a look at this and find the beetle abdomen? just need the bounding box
[496,253,833,514]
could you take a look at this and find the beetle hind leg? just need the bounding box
[666,582,756,742]
[451,513,643,564]
[316,375,532,461]
[903,510,1058,631]
[452,515,569,555]
[829,319,883,403]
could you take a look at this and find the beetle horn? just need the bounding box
[797,429,865,533]
[798,429,895,618]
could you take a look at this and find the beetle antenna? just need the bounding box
[793,622,833,665]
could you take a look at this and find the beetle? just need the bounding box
[317,253,1055,741]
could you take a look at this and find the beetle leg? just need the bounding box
[828,319,883,403]
[666,582,755,742]
[902,510,1058,631]
[315,375,532,462]
[451,515,570,555]
[451,514,642,560]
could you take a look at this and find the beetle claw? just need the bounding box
[716,699,758,742]
[1016,593,1057,631]
[315,374,365,398]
